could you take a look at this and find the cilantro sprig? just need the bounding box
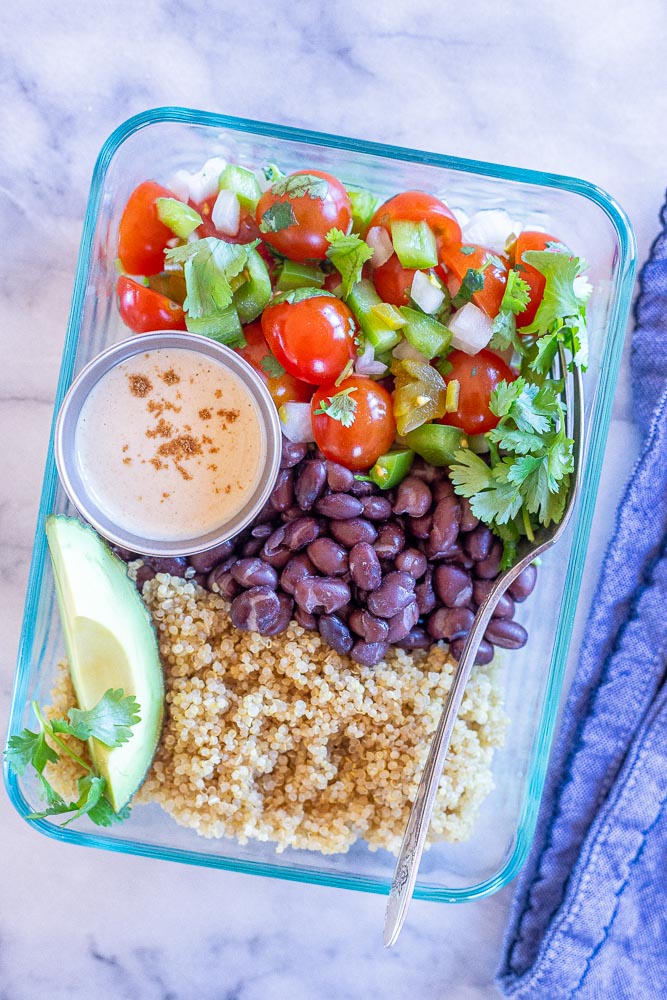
[314,386,358,427]
[325,228,374,299]
[165,238,259,319]
[449,377,574,567]
[519,248,589,373]
[4,690,140,827]
[489,268,531,354]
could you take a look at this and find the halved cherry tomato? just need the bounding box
[261,293,357,385]
[368,191,461,251]
[372,253,417,306]
[311,376,396,472]
[117,180,177,275]
[236,322,313,407]
[439,349,516,435]
[439,244,508,318]
[116,276,186,333]
[255,170,351,262]
[512,231,557,330]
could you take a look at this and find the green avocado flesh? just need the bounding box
[45,515,164,812]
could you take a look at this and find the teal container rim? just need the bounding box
[4,106,638,903]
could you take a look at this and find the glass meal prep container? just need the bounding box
[4,107,636,902]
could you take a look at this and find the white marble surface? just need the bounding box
[1,2,666,997]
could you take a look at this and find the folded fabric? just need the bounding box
[497,196,667,999]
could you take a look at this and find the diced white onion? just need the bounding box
[574,273,593,303]
[462,209,521,256]
[366,225,394,268]
[355,340,388,377]
[448,303,494,355]
[211,189,241,236]
[410,270,445,314]
[451,207,469,229]
[279,402,315,444]
[165,170,192,204]
[392,338,429,363]
[255,169,272,193]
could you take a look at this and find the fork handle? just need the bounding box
[383,585,507,948]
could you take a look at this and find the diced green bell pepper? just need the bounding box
[367,449,415,489]
[404,424,467,466]
[155,198,202,239]
[391,220,438,269]
[218,163,262,212]
[347,187,378,233]
[186,306,245,348]
[398,306,452,359]
[275,259,325,291]
[347,280,402,354]
[233,249,272,323]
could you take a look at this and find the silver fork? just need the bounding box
[384,347,584,947]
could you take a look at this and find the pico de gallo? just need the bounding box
[115,158,590,569]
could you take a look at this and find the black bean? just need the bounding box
[485,619,528,649]
[464,524,493,562]
[307,537,348,576]
[410,457,440,483]
[367,571,415,619]
[426,495,461,558]
[270,468,294,511]
[189,539,236,574]
[426,607,475,641]
[262,525,286,557]
[263,593,295,635]
[280,505,306,522]
[449,637,494,665]
[350,640,389,666]
[114,545,138,562]
[134,564,156,591]
[395,548,428,579]
[295,607,318,630]
[434,564,473,608]
[415,569,438,616]
[294,577,351,615]
[446,545,475,570]
[432,479,455,502]
[144,555,188,576]
[409,511,433,540]
[330,518,378,547]
[193,572,207,589]
[280,553,315,595]
[295,459,327,510]
[241,538,264,557]
[373,521,405,560]
[281,440,309,469]
[508,564,538,602]
[459,497,479,533]
[349,542,382,591]
[349,608,389,643]
[472,579,515,619]
[393,476,432,517]
[396,626,432,651]
[318,614,354,655]
[230,558,279,590]
[386,601,419,642]
[360,495,393,521]
[230,586,281,633]
[326,461,355,492]
[348,478,377,496]
[283,517,320,551]
[207,567,241,599]
[251,523,274,540]
[261,548,291,570]
[315,493,364,519]
[474,539,503,579]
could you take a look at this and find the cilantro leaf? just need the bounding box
[489,269,531,353]
[452,267,486,309]
[263,163,284,183]
[259,201,297,233]
[165,238,258,319]
[314,386,358,427]
[271,173,329,200]
[518,249,589,372]
[325,228,374,299]
[260,354,286,378]
[500,268,531,315]
[52,689,140,748]
[5,728,58,776]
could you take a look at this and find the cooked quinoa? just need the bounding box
[46,573,507,855]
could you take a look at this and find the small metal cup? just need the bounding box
[54,331,282,557]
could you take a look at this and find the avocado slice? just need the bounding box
[45,515,164,812]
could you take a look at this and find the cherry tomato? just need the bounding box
[311,376,396,472]
[512,231,558,330]
[439,244,508,318]
[116,276,186,333]
[372,253,417,306]
[236,322,313,407]
[368,191,461,251]
[117,180,177,275]
[439,349,516,435]
[192,196,263,244]
[261,293,357,385]
[255,170,351,262]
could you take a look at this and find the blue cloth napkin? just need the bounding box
[497,198,667,999]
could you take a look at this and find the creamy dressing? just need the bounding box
[75,348,265,542]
